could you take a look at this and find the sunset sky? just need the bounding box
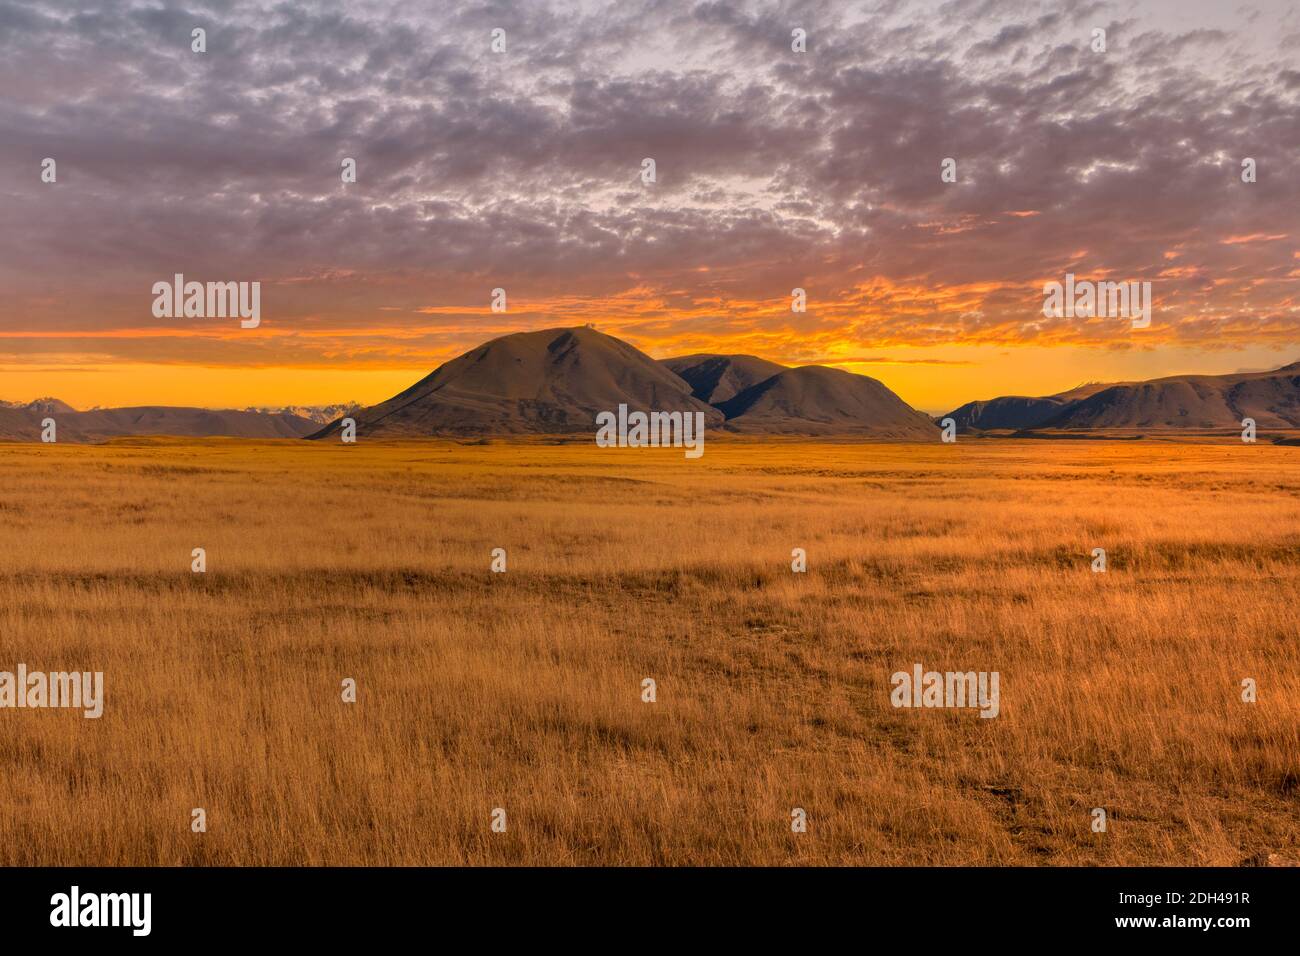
[1,0,1297,414]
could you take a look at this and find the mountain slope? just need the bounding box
[71,407,321,440]
[0,401,320,441]
[717,365,939,438]
[312,326,722,438]
[660,354,788,404]
[244,404,361,425]
[1042,364,1300,429]
[944,363,1300,432]
[0,397,77,416]
[944,395,1073,432]
[0,406,38,441]
[944,382,1125,432]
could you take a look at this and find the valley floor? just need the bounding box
[0,438,1297,865]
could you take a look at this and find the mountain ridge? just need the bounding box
[717,365,938,438]
[310,326,724,439]
[946,363,1300,432]
[309,327,936,440]
[660,354,789,404]
[0,403,322,442]
[7,335,1299,442]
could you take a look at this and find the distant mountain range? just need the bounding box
[2,328,1298,442]
[945,362,1300,432]
[242,404,361,425]
[0,401,325,441]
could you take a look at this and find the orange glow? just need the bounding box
[4,277,1296,414]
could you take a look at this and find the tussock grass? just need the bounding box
[0,437,1297,865]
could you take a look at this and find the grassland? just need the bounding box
[0,437,1297,866]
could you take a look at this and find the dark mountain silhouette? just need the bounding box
[22,331,1285,442]
[3,329,936,442]
[661,354,788,404]
[716,365,939,438]
[1041,363,1300,429]
[310,328,938,439]
[0,401,320,442]
[945,362,1300,431]
[311,326,722,439]
[943,382,1122,431]
[945,395,1076,431]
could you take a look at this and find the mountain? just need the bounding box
[1041,363,1300,429]
[70,407,321,440]
[2,327,936,441]
[0,406,39,441]
[715,365,939,438]
[0,397,77,416]
[943,382,1124,431]
[244,404,360,425]
[0,402,321,442]
[1049,382,1124,403]
[311,326,722,439]
[945,362,1300,432]
[945,395,1075,431]
[310,328,938,440]
[661,354,788,404]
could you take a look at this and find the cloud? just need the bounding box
[0,0,1296,374]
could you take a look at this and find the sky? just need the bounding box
[0,0,1297,414]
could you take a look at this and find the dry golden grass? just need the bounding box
[0,436,1297,866]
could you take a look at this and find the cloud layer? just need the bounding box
[0,0,1297,383]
